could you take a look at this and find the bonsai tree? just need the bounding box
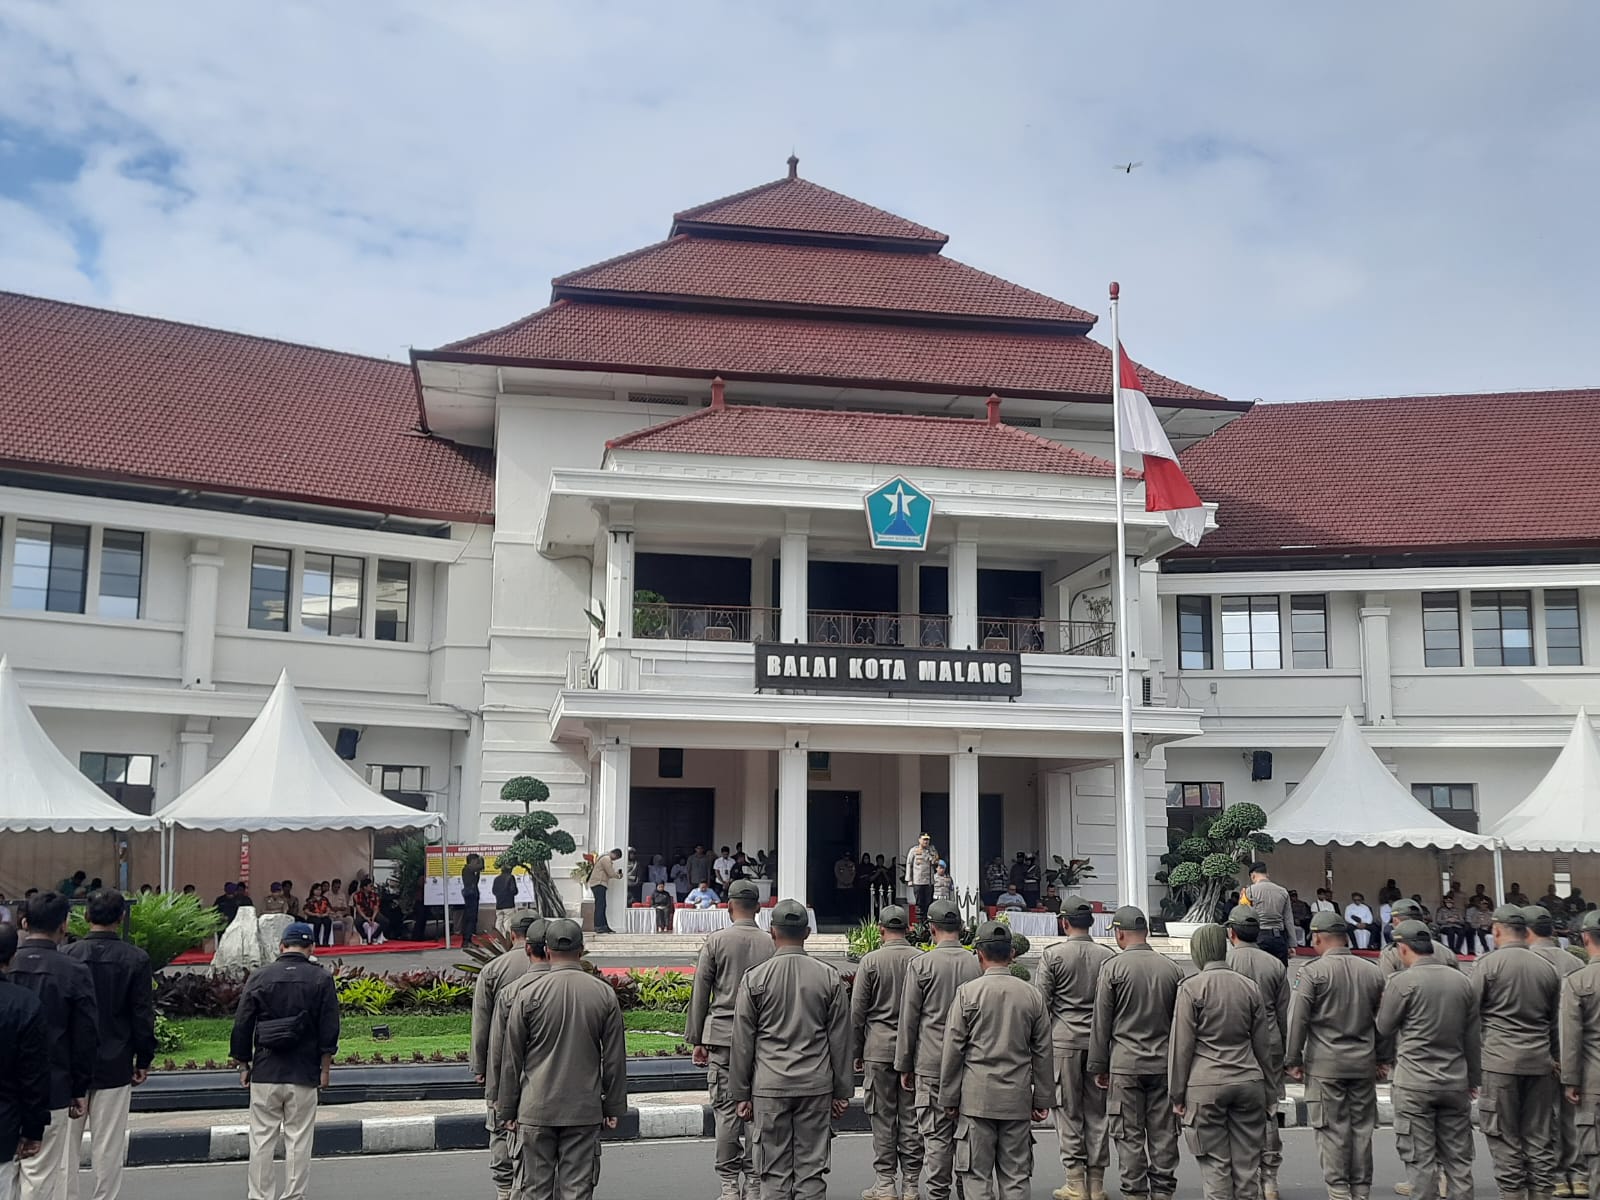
[491,776,573,917]
[1162,802,1272,923]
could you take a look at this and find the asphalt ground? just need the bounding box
[114,1125,1503,1199]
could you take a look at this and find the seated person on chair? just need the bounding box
[685,883,719,909]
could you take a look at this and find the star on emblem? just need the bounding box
[882,484,917,520]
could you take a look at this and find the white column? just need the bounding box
[1114,553,1143,659]
[750,549,774,641]
[950,528,978,651]
[600,507,635,690]
[1359,592,1394,724]
[949,734,981,904]
[1043,769,1072,867]
[897,560,920,646]
[741,750,772,856]
[897,755,922,876]
[177,717,213,793]
[779,515,809,643]
[593,726,631,932]
[180,539,224,689]
[777,730,809,903]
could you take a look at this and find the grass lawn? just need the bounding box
[163,1011,688,1069]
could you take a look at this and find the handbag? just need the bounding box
[256,1013,307,1051]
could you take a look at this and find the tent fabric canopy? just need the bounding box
[1488,708,1600,853]
[0,656,158,833]
[155,670,442,833]
[1264,708,1496,851]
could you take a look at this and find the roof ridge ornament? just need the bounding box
[787,153,799,181]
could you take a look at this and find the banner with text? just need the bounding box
[755,643,1022,698]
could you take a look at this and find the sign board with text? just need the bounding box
[755,643,1022,698]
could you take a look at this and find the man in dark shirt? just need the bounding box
[213,883,241,925]
[1,926,49,1200]
[230,923,339,1200]
[10,892,98,1200]
[63,889,155,1200]
[491,866,519,935]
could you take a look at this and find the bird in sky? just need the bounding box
[1114,161,1143,174]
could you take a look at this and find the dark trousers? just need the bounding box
[307,916,333,946]
[592,883,611,932]
[460,898,480,943]
[913,884,933,917]
[1258,930,1290,964]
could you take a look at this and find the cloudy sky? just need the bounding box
[2,2,1596,403]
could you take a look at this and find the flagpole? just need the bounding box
[1108,282,1146,910]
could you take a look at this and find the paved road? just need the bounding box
[118,1126,1501,1199]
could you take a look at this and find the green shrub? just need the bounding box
[154,1013,186,1055]
[337,975,399,1015]
[845,919,883,963]
[626,968,692,1013]
[69,892,222,971]
[411,978,474,1009]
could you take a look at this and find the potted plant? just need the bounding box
[491,776,574,917]
[1161,802,1272,934]
[633,589,668,638]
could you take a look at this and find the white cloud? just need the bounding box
[0,0,1597,401]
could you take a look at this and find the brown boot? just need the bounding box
[1572,1181,1590,1199]
[1086,1170,1107,1200]
[1052,1170,1087,1200]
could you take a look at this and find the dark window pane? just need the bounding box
[249,547,291,631]
[375,559,411,642]
[99,529,143,618]
[13,521,89,613]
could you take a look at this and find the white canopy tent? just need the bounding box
[1489,709,1600,854]
[156,672,443,925]
[0,656,159,895]
[1264,709,1499,903]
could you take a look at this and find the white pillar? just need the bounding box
[600,507,636,690]
[181,539,223,689]
[741,750,772,856]
[1044,769,1072,867]
[1359,592,1394,724]
[897,755,922,876]
[949,734,981,904]
[777,730,809,903]
[751,549,774,641]
[1114,553,1143,659]
[897,560,920,646]
[779,516,809,644]
[950,528,978,651]
[177,717,213,793]
[594,726,631,931]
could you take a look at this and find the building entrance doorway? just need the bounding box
[807,790,861,922]
[920,792,1004,896]
[631,787,714,897]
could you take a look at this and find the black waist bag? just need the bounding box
[257,1014,307,1051]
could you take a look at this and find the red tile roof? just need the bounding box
[607,402,1118,477]
[671,175,948,246]
[0,292,494,523]
[438,300,1227,407]
[554,235,1095,327]
[1180,389,1600,556]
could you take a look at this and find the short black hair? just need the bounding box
[1249,862,1269,874]
[24,891,70,934]
[1065,912,1095,930]
[86,888,127,926]
[1231,923,1260,944]
[0,925,16,965]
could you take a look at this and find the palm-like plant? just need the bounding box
[69,892,222,971]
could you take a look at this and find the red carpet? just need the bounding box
[171,939,448,966]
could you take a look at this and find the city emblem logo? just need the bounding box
[864,476,933,551]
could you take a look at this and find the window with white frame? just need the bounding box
[1177,595,1212,669]
[98,529,144,619]
[1289,594,1329,668]
[1411,782,1477,832]
[12,520,90,613]
[80,751,157,815]
[1470,590,1534,667]
[375,559,411,642]
[1422,591,1463,667]
[301,552,363,638]
[1545,589,1582,666]
[368,764,428,810]
[1221,595,1281,670]
[249,547,291,631]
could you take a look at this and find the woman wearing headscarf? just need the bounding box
[1168,923,1276,1200]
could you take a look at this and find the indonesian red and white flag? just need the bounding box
[1115,342,1207,546]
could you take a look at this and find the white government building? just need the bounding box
[2,163,1595,918]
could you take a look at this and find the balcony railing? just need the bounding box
[808,610,950,647]
[633,603,778,643]
[624,603,1114,656]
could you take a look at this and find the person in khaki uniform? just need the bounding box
[1559,911,1600,1200]
[1529,906,1586,1199]
[472,913,535,1200]
[1375,920,1481,1200]
[894,900,980,1200]
[939,921,1053,1200]
[850,906,923,1200]
[1170,923,1276,1200]
[689,880,776,1200]
[1379,900,1462,976]
[1224,906,1288,1200]
[1036,896,1116,1200]
[1473,904,1561,1200]
[486,921,551,1200]
[730,900,852,1200]
[1284,909,1385,1200]
[1243,863,1294,965]
[1087,906,1183,1200]
[495,920,627,1200]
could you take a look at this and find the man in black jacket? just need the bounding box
[1,925,50,1200]
[63,890,154,1200]
[10,892,97,1200]
[491,866,519,935]
[230,923,339,1200]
